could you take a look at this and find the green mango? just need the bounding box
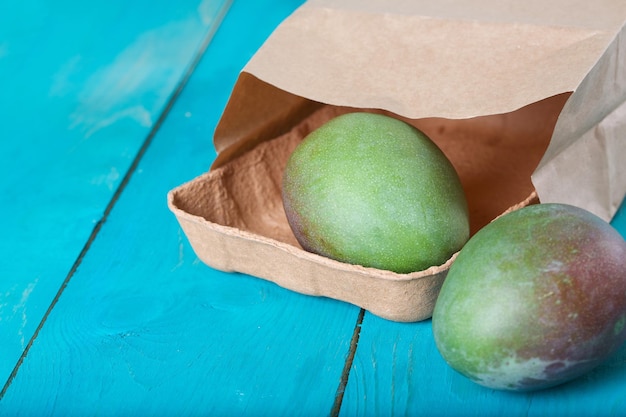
[282,112,469,274]
[432,203,626,391]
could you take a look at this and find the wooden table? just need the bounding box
[1,1,625,415]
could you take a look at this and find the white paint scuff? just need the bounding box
[5,278,39,348]
[0,42,8,59]
[90,166,120,191]
[67,14,208,138]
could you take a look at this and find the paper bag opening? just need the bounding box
[207,73,569,236]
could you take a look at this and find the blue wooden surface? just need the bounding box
[0,0,236,386]
[0,0,230,381]
[0,0,360,415]
[1,0,626,415]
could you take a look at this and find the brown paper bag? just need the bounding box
[168,0,626,322]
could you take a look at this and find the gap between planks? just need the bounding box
[0,1,232,399]
[331,308,365,417]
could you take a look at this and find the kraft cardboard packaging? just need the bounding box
[168,0,626,322]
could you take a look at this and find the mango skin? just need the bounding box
[282,112,469,274]
[432,203,626,391]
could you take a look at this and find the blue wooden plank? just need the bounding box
[0,0,227,385]
[339,202,626,417]
[0,0,361,415]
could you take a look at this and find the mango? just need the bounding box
[281,112,469,274]
[432,203,626,391]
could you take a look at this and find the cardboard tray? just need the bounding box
[168,94,567,322]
